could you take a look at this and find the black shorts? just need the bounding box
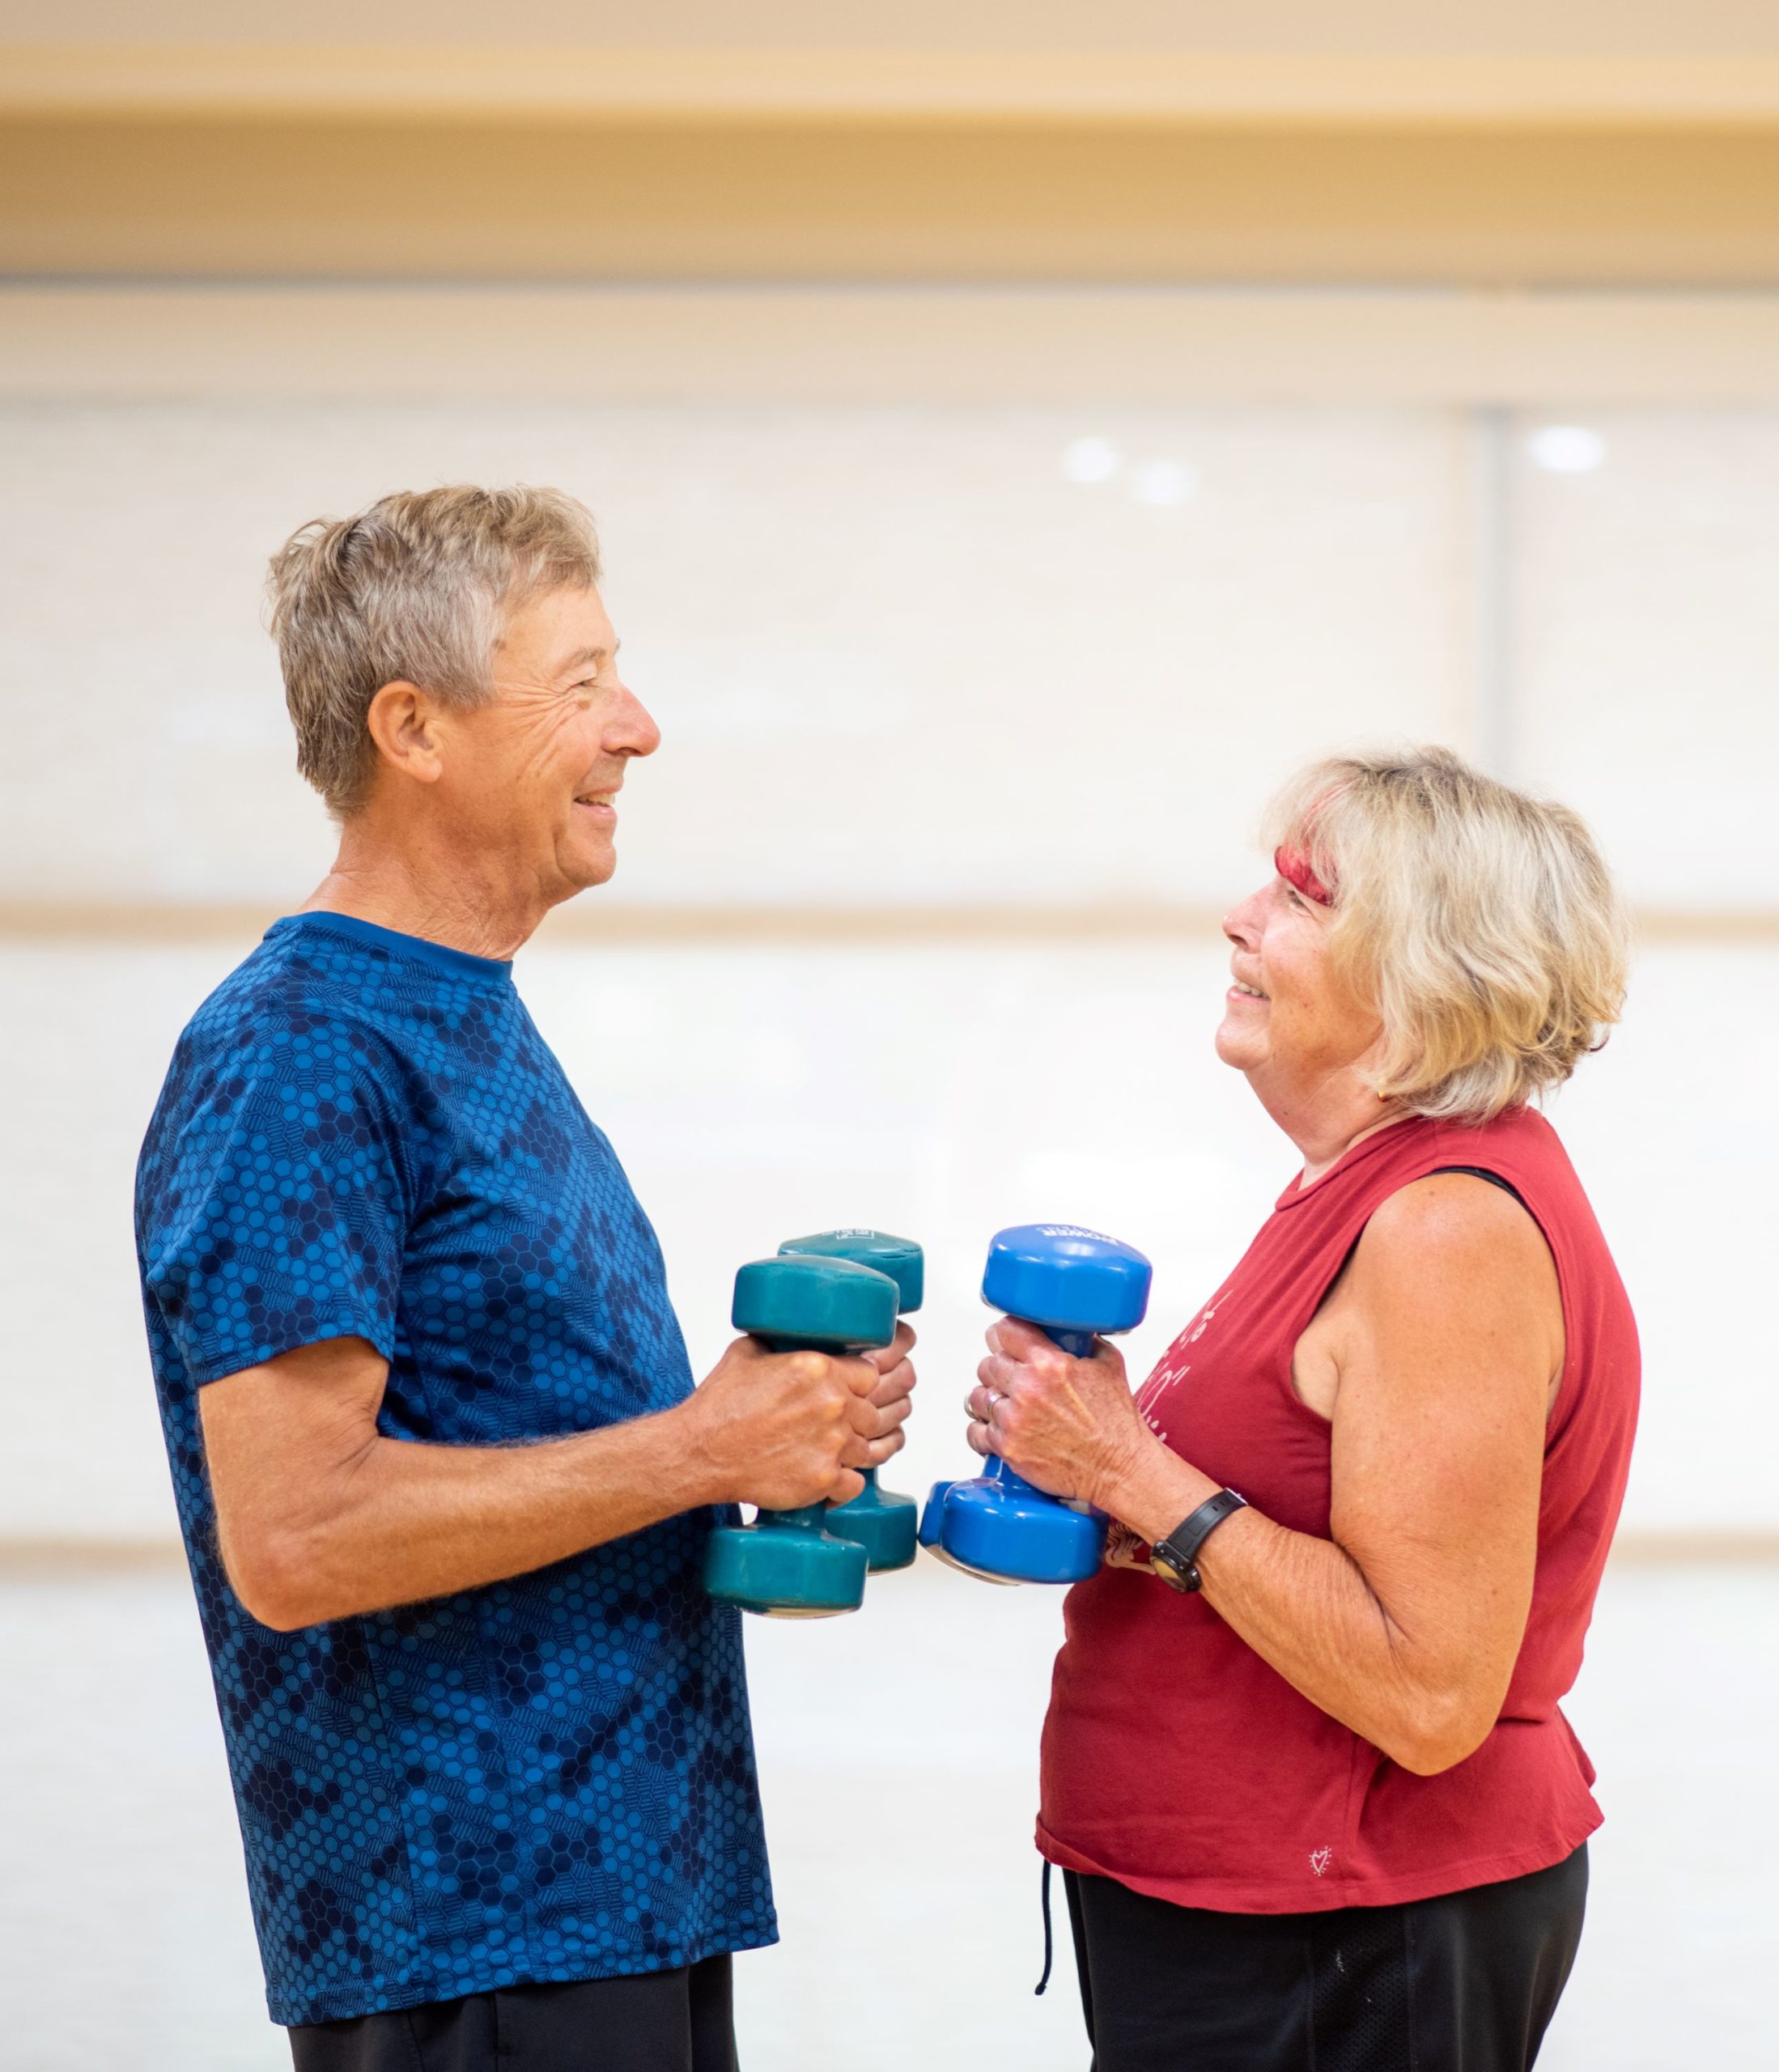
[287,1955,737,2072]
[1063,1845,1587,2072]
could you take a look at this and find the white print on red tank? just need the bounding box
[1110,1287,1344,1886]
[1105,1284,1236,1570]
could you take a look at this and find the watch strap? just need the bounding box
[1151,1488,1247,1592]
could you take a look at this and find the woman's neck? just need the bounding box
[1246,1062,1407,1187]
[1295,1110,1410,1187]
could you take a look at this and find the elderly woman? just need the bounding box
[967,748,1636,2072]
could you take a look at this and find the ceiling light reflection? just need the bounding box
[1128,459,1199,507]
[1528,425,1607,473]
[1062,436,1123,484]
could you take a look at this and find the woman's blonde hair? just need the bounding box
[1264,746,1628,1123]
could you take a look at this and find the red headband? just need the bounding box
[1274,843,1335,907]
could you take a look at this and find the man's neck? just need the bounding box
[300,817,550,962]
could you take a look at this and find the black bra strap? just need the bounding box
[1432,1164,1527,1210]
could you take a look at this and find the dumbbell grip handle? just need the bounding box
[750,1330,892,1538]
[1040,1324,1100,1360]
[752,1502,830,1534]
[983,1319,1098,1494]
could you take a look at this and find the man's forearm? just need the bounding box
[231,1401,715,1631]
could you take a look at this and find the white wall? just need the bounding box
[1518,410,1779,905]
[4,933,1772,1540]
[0,399,1472,906]
[2,316,1774,1540]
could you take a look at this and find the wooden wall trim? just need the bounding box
[0,1530,1769,1574]
[11,46,1779,127]
[0,902,1771,949]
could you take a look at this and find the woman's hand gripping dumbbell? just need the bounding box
[966,1318,1152,1509]
[922,1224,1150,1583]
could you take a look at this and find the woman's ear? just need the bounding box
[363,680,446,787]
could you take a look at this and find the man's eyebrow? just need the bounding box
[556,641,618,674]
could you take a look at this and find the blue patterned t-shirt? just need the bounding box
[136,912,775,2027]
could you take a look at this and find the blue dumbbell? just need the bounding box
[703,1252,900,1618]
[777,1230,922,1572]
[919,1224,1152,1584]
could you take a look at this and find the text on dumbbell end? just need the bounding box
[1036,1225,1115,1242]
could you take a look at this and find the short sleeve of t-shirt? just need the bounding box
[140,1021,413,1386]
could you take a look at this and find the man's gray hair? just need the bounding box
[266,484,602,817]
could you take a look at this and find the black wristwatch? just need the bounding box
[1150,1489,1248,1593]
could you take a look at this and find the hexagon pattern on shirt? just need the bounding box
[137,914,775,2027]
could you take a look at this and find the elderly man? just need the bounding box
[135,486,915,2072]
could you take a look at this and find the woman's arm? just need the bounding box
[970,1175,1561,1775]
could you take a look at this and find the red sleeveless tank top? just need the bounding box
[1037,1107,1639,1913]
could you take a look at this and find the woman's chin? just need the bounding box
[1214,1018,1264,1071]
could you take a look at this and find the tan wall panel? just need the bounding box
[6,116,1779,282]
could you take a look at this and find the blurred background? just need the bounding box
[2,3,1777,2067]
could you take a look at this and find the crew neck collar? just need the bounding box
[1276,1114,1425,1210]
[271,911,515,987]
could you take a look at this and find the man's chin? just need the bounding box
[556,839,618,897]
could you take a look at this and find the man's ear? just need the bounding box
[364,681,446,786]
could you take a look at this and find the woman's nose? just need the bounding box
[1222,885,1267,947]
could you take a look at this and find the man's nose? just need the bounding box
[610,681,662,759]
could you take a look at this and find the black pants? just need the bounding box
[1064,1846,1587,2072]
[287,1956,737,2072]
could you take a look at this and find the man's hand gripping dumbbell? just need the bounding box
[680,1297,916,1518]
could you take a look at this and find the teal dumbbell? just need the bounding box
[703,1251,899,1618]
[778,1230,922,1571]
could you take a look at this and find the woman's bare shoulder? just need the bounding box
[1344,1172,1564,1395]
[1367,1167,1547,1256]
